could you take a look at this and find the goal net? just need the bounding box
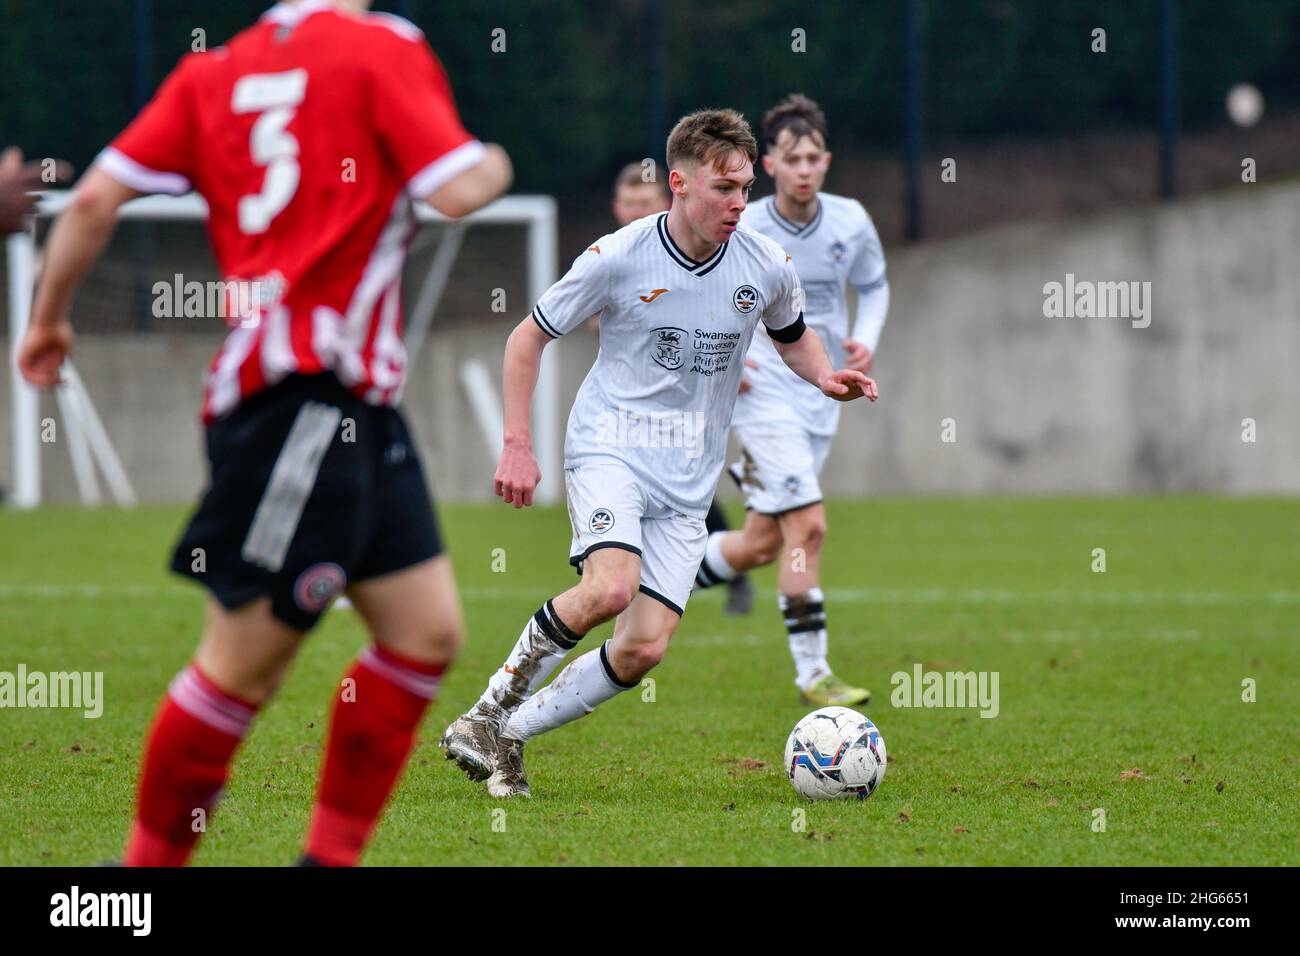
[4,193,559,508]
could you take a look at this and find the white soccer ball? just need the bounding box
[784,706,887,801]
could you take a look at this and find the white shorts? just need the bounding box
[729,423,834,516]
[566,459,707,616]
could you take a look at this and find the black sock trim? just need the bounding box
[695,561,723,588]
[543,598,584,646]
[531,607,572,649]
[598,640,640,689]
[782,594,826,633]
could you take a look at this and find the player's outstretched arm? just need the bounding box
[494,315,552,508]
[772,326,878,404]
[424,143,513,219]
[17,167,141,388]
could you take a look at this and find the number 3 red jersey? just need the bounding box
[98,1,484,422]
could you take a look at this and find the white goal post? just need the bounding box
[5,191,559,508]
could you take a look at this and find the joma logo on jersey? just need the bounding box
[650,327,686,370]
[732,285,758,314]
[639,288,670,303]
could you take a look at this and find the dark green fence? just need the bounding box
[4,1,1298,195]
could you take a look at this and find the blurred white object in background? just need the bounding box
[1226,83,1264,127]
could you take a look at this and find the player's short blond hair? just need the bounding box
[665,109,758,174]
[762,93,829,149]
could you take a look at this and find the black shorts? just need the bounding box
[171,373,443,631]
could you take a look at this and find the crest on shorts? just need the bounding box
[732,285,758,314]
[650,327,686,370]
[589,508,615,534]
[293,562,346,614]
[784,475,802,495]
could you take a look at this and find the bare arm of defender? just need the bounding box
[17,168,141,388]
[493,316,551,508]
[772,325,877,403]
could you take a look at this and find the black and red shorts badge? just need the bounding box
[294,562,347,614]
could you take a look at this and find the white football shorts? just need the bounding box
[729,423,834,516]
[565,459,707,615]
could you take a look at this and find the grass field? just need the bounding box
[1,498,1296,866]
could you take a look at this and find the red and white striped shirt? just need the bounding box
[99,0,483,422]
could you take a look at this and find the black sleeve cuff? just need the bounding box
[532,303,561,338]
[767,314,806,344]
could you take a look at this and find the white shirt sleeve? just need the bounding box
[848,213,889,350]
[532,239,612,338]
[761,254,805,342]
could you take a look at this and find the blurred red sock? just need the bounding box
[304,645,443,866]
[125,665,257,867]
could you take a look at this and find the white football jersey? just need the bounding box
[533,212,804,517]
[733,192,886,436]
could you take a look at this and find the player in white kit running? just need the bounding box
[441,108,877,797]
[692,95,890,708]
[599,162,755,615]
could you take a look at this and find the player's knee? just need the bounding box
[419,616,465,664]
[369,607,464,666]
[619,639,666,679]
[203,657,290,708]
[751,527,783,566]
[788,513,827,552]
[585,575,638,620]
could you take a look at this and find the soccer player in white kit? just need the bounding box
[692,95,889,709]
[441,108,877,797]
[600,162,755,615]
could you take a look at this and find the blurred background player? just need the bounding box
[16,0,512,866]
[693,94,887,708]
[603,161,755,615]
[610,160,670,225]
[441,108,876,798]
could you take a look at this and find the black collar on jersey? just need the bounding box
[767,196,823,238]
[656,213,729,276]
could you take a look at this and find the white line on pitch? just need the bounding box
[0,584,1297,606]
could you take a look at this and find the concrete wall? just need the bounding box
[3,180,1297,504]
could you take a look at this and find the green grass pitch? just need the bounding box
[1,498,1296,866]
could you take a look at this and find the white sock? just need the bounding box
[470,600,581,730]
[781,588,830,690]
[694,531,739,588]
[504,641,635,741]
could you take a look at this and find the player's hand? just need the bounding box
[495,440,542,508]
[0,147,71,235]
[17,319,73,388]
[843,339,874,374]
[818,369,877,403]
[738,357,759,394]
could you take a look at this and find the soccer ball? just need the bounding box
[784,706,887,800]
